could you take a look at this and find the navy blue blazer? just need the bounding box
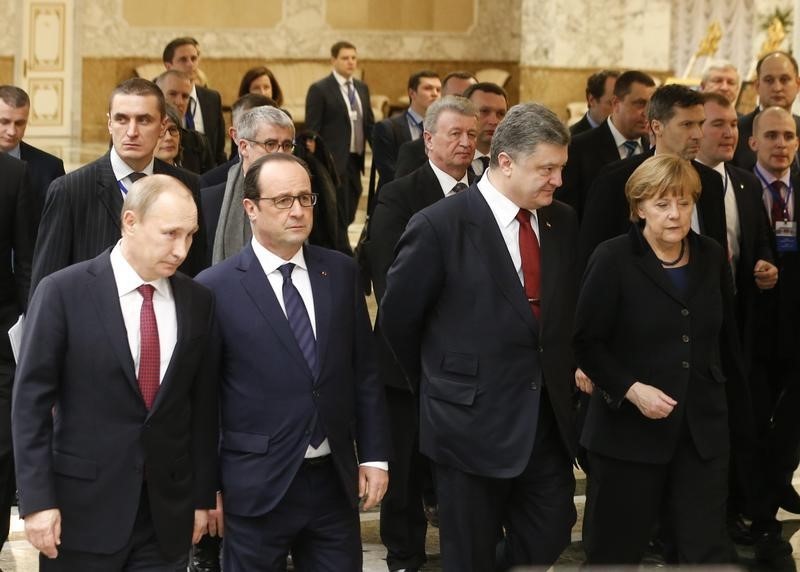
[12,250,218,559]
[195,243,390,516]
[19,140,65,225]
[372,113,413,189]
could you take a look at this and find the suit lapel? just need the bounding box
[629,226,686,305]
[149,274,191,413]
[537,206,558,326]
[305,247,330,383]
[96,154,123,231]
[464,190,539,336]
[87,252,139,399]
[597,122,621,165]
[238,246,313,377]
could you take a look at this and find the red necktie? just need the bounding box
[137,285,160,409]
[516,209,541,319]
[770,180,788,224]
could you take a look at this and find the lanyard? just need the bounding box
[754,166,794,221]
[117,180,129,195]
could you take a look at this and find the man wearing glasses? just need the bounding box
[205,105,296,264]
[196,153,390,571]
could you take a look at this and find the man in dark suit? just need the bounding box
[163,37,227,166]
[694,91,778,545]
[580,84,728,265]
[155,71,215,174]
[381,103,579,571]
[0,153,33,552]
[13,175,218,570]
[557,70,655,219]
[570,70,619,136]
[462,82,508,180]
[31,78,206,295]
[306,40,375,229]
[195,153,390,571]
[372,70,440,190]
[733,51,800,171]
[0,85,65,225]
[394,71,478,179]
[367,95,477,572]
[745,106,800,564]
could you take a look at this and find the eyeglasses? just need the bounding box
[165,126,180,136]
[244,138,296,153]
[255,193,318,209]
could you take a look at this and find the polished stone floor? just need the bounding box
[8,137,800,571]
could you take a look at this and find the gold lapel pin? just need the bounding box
[545,221,552,228]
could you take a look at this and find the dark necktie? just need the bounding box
[479,156,490,174]
[129,172,146,184]
[278,264,324,447]
[184,98,196,130]
[451,182,468,195]
[346,80,364,153]
[516,209,541,320]
[622,140,638,158]
[137,285,160,409]
[770,180,788,224]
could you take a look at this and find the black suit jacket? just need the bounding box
[365,163,448,390]
[575,227,737,463]
[380,188,579,478]
[305,73,375,180]
[196,85,227,166]
[200,181,226,257]
[31,153,206,295]
[0,154,33,363]
[12,251,218,558]
[579,154,727,267]
[557,119,646,219]
[569,113,594,137]
[733,108,800,171]
[372,114,413,189]
[19,141,65,225]
[395,137,427,179]
[200,156,238,188]
[195,244,390,514]
[179,127,215,175]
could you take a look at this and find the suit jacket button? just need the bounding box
[681,308,689,316]
[681,335,689,343]
[538,347,544,353]
[681,361,690,369]
[530,382,538,390]
[312,390,319,398]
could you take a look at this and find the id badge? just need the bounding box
[775,220,798,253]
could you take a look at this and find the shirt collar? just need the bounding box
[755,162,791,188]
[478,171,537,228]
[109,241,171,299]
[406,107,424,126]
[7,144,20,159]
[473,149,489,160]
[190,83,198,102]
[250,237,308,275]
[332,70,354,86]
[428,159,468,196]
[110,147,155,182]
[607,117,635,149]
[586,112,600,129]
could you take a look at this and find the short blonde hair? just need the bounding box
[625,155,701,222]
[121,174,193,225]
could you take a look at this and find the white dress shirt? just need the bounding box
[7,143,20,159]
[332,70,364,153]
[188,83,206,134]
[478,173,540,288]
[713,162,741,270]
[250,238,387,469]
[406,108,424,141]
[607,117,643,159]
[110,242,177,383]
[429,160,469,197]
[472,150,490,177]
[110,147,154,195]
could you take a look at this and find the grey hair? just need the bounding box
[701,60,739,85]
[235,105,295,138]
[423,95,478,133]
[489,102,569,166]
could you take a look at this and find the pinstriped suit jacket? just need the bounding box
[30,152,206,297]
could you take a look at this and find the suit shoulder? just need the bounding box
[727,164,759,185]
[0,152,26,177]
[546,199,578,222]
[307,244,356,270]
[21,142,64,168]
[195,254,241,287]
[157,161,201,189]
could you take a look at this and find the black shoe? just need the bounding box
[189,535,221,572]
[727,513,755,545]
[423,503,439,528]
[754,530,793,563]
[779,484,800,514]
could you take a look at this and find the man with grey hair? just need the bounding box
[700,60,741,104]
[202,105,295,263]
[380,103,579,571]
[366,95,477,572]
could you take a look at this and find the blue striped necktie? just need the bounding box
[279,263,317,374]
[623,140,638,158]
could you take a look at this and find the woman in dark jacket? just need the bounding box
[574,155,737,565]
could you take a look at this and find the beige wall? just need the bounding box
[0,57,14,86]
[122,0,281,28]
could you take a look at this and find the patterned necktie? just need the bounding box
[622,140,638,158]
[278,263,324,446]
[451,182,468,195]
[137,285,160,409]
[516,209,541,320]
[184,98,196,130]
[770,180,788,224]
[346,80,364,153]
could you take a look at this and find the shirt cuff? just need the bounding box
[359,461,388,471]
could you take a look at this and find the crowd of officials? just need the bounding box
[0,33,799,572]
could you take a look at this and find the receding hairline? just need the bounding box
[753,106,797,135]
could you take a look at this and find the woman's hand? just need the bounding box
[625,381,677,419]
[575,368,594,395]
